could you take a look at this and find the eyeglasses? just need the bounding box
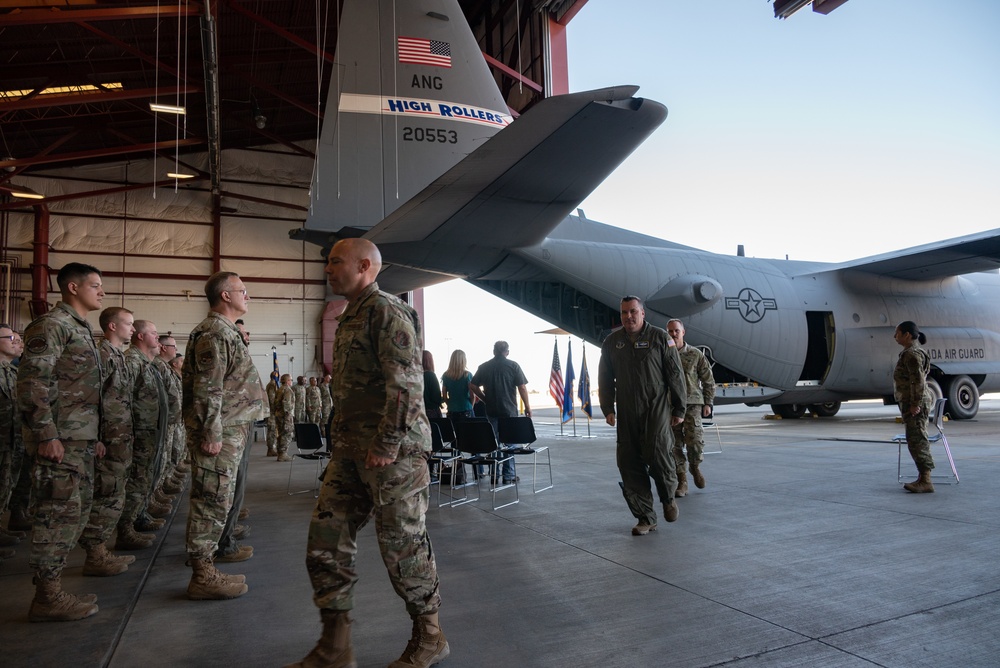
[0,335,14,341]
[224,288,248,297]
[162,344,177,349]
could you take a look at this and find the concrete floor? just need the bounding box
[2,399,998,668]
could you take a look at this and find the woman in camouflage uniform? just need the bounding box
[893,320,935,493]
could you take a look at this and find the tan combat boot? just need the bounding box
[691,463,706,489]
[175,460,192,474]
[389,611,450,668]
[147,499,172,518]
[187,557,248,600]
[116,523,155,550]
[153,488,175,505]
[903,469,935,493]
[283,610,356,668]
[28,575,99,622]
[162,477,183,495]
[277,451,293,462]
[664,499,679,523]
[675,471,688,498]
[82,543,135,577]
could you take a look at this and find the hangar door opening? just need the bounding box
[799,311,835,383]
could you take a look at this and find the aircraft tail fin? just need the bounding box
[303,0,510,234]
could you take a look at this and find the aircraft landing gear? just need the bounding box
[772,404,806,419]
[808,402,842,417]
[944,374,979,420]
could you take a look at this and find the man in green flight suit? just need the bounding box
[599,296,687,536]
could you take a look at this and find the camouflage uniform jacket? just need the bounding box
[125,345,168,439]
[17,301,102,444]
[99,340,134,443]
[0,361,22,452]
[329,282,430,459]
[155,355,182,424]
[276,385,294,420]
[293,384,306,416]
[676,344,715,407]
[306,385,322,415]
[265,380,278,408]
[893,344,930,411]
[182,311,267,444]
[320,382,333,414]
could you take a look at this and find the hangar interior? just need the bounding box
[0,0,584,380]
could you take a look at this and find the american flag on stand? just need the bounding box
[398,36,452,68]
[548,339,564,409]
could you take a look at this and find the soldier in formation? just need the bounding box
[265,370,280,456]
[18,263,105,621]
[182,271,266,600]
[294,376,307,423]
[306,376,322,425]
[275,374,295,462]
[0,323,25,563]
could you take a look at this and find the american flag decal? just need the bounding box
[398,36,452,68]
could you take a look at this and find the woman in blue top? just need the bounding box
[441,349,475,419]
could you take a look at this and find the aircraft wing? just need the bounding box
[834,228,1000,280]
[364,86,667,276]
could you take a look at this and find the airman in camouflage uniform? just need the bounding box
[893,320,935,493]
[183,271,266,600]
[320,373,333,426]
[294,376,307,423]
[18,263,104,621]
[120,321,169,536]
[265,371,280,456]
[79,307,142,573]
[306,377,322,425]
[0,324,26,555]
[286,239,447,668]
[155,335,185,494]
[599,296,687,536]
[275,374,295,461]
[666,319,716,497]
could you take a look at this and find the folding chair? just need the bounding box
[894,397,959,484]
[498,416,552,493]
[454,419,518,510]
[287,422,330,496]
[701,412,723,455]
[428,421,464,507]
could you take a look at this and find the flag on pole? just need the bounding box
[578,346,593,418]
[272,347,279,376]
[548,339,563,409]
[562,340,575,423]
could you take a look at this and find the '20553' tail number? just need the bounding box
[402,127,457,144]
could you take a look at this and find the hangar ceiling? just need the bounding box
[0,0,573,210]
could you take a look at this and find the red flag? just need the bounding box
[548,339,563,409]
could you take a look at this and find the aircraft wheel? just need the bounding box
[772,404,806,419]
[809,401,842,417]
[944,375,979,420]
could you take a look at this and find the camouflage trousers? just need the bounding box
[155,422,184,489]
[616,415,677,526]
[0,438,25,512]
[185,422,250,559]
[306,451,441,617]
[266,415,278,451]
[278,415,294,454]
[80,436,133,547]
[671,407,705,476]
[901,396,935,472]
[122,429,163,525]
[28,440,95,578]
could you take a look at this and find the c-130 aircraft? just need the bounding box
[293,0,1000,419]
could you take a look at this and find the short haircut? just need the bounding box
[133,319,154,336]
[280,373,291,383]
[621,295,644,308]
[158,334,175,344]
[205,271,239,306]
[57,262,102,291]
[0,323,11,331]
[493,340,509,356]
[99,306,133,332]
[667,318,684,330]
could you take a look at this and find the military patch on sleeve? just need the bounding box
[667,338,675,347]
[197,348,218,369]
[26,336,48,355]
[392,330,412,350]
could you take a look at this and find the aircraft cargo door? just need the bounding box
[799,311,834,383]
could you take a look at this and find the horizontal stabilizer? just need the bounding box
[834,228,1000,279]
[364,87,667,276]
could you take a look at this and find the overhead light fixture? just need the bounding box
[252,100,266,129]
[7,184,45,200]
[167,172,196,179]
[149,102,187,115]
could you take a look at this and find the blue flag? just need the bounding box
[578,346,593,419]
[562,340,575,423]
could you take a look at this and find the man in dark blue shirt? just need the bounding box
[471,341,531,484]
